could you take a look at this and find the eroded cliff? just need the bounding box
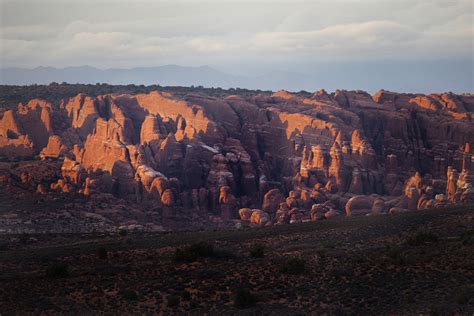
[1,88,473,230]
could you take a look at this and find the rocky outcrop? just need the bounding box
[249,209,270,226]
[40,135,67,159]
[262,189,284,214]
[345,196,375,216]
[0,88,473,228]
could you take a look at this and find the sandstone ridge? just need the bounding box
[1,88,473,229]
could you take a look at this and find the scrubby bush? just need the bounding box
[385,246,407,265]
[167,295,180,307]
[278,257,307,275]
[174,241,235,262]
[122,289,138,301]
[249,244,265,258]
[406,231,438,246]
[181,290,191,301]
[214,249,236,260]
[455,287,472,305]
[97,247,108,259]
[46,262,70,278]
[233,288,257,309]
[174,241,215,262]
[461,230,474,246]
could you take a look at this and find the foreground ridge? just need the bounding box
[0,206,473,313]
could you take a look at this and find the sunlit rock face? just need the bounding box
[1,89,473,225]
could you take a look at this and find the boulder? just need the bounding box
[310,204,328,221]
[161,189,175,207]
[389,207,409,214]
[372,199,386,214]
[262,189,284,214]
[324,209,340,219]
[250,209,270,226]
[345,195,375,216]
[405,185,419,211]
[239,208,253,221]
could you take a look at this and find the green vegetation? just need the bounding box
[174,241,235,262]
[97,247,108,259]
[181,290,191,301]
[0,83,271,113]
[233,288,257,309]
[174,241,215,262]
[278,257,307,275]
[406,231,439,246]
[249,243,265,258]
[46,262,70,279]
[1,205,473,314]
[461,229,474,246]
[121,289,138,301]
[385,245,407,265]
[167,295,180,307]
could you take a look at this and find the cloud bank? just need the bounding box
[0,0,472,91]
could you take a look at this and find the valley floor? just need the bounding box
[0,206,473,314]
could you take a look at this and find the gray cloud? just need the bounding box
[0,0,472,91]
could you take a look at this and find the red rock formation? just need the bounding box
[345,195,375,216]
[262,189,284,214]
[218,185,237,219]
[62,94,100,138]
[250,209,270,226]
[40,135,67,159]
[1,89,473,228]
[239,208,253,221]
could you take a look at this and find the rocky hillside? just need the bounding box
[0,86,473,231]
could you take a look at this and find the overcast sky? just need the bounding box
[0,0,473,91]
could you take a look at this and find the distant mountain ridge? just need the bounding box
[1,61,472,93]
[0,65,249,88]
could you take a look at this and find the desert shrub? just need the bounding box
[316,249,327,259]
[174,241,235,262]
[278,257,307,275]
[122,289,138,301]
[321,241,337,249]
[406,231,438,246]
[249,244,265,258]
[233,288,257,309]
[174,241,214,262]
[331,266,354,278]
[461,229,474,246]
[214,248,236,260]
[46,262,70,278]
[35,297,55,310]
[385,246,406,265]
[167,295,180,307]
[455,287,472,305]
[97,247,108,259]
[181,290,191,301]
[402,289,416,304]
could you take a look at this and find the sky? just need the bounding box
[0,0,473,92]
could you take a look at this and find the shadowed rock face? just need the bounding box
[1,89,473,227]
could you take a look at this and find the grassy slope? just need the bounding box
[0,205,473,314]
